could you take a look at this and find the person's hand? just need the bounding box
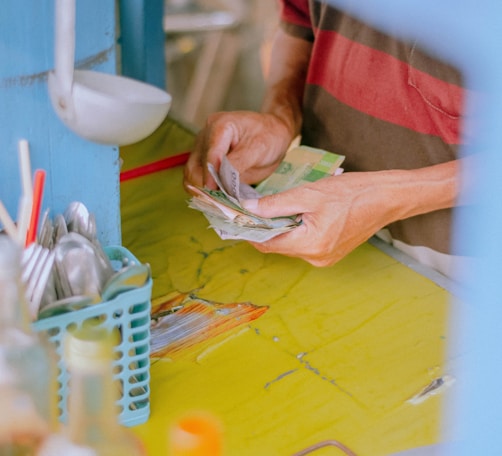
[183,111,295,191]
[242,159,462,266]
[241,171,408,267]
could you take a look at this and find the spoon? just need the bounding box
[38,209,53,249]
[101,263,150,301]
[37,295,93,320]
[64,201,91,240]
[53,213,68,244]
[47,0,172,146]
[53,232,114,302]
[63,202,112,271]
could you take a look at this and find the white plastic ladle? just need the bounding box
[48,0,172,146]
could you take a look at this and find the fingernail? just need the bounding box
[241,199,258,211]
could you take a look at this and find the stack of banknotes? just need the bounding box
[187,145,345,242]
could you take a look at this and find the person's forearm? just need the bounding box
[373,159,464,224]
[260,29,312,141]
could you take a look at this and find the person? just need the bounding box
[183,0,470,280]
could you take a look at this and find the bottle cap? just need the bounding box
[64,323,119,372]
[168,411,223,456]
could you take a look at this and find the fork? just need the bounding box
[21,243,56,320]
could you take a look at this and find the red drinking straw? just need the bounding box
[25,169,46,246]
[120,151,191,182]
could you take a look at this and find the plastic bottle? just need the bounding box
[0,236,59,455]
[37,324,146,455]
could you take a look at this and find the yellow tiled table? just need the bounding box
[120,118,453,456]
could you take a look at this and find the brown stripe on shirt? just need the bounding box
[278,0,466,254]
[301,85,459,254]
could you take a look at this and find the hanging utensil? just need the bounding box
[47,0,172,146]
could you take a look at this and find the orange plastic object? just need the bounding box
[168,412,223,456]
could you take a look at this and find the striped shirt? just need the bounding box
[279,0,465,256]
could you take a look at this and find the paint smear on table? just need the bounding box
[150,290,268,358]
[407,375,455,405]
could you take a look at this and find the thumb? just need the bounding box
[241,189,308,219]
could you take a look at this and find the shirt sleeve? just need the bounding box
[278,0,315,41]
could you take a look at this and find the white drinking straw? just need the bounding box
[16,195,32,246]
[0,200,18,240]
[18,139,33,198]
[16,139,34,246]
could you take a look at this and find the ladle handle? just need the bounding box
[54,0,76,98]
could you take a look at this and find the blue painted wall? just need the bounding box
[119,0,166,89]
[0,0,121,245]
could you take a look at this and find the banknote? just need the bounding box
[256,145,345,195]
[187,145,345,242]
[187,185,298,230]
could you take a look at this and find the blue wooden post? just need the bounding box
[118,0,166,89]
[0,0,121,246]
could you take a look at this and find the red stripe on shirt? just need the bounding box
[308,30,463,144]
[279,0,312,28]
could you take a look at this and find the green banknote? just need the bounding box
[188,145,345,243]
[255,145,345,195]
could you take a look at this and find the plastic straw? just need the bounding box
[25,169,46,246]
[18,139,33,197]
[0,200,18,240]
[119,152,191,182]
[17,195,32,246]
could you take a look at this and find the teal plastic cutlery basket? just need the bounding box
[32,245,152,427]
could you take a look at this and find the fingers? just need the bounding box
[183,160,203,193]
[248,225,306,256]
[183,114,238,191]
[241,187,316,219]
[241,182,349,266]
[183,111,295,190]
[247,222,339,267]
[242,190,325,262]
